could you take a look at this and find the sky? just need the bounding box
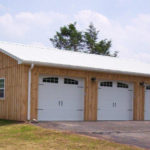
[0,0,150,62]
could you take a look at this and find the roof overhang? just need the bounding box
[0,44,150,78]
[0,48,23,64]
[21,60,150,77]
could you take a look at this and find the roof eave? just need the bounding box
[22,60,150,77]
[0,48,23,64]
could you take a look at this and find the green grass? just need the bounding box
[0,120,143,150]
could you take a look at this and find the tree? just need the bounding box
[50,22,118,56]
[84,23,99,54]
[84,23,117,56]
[50,22,83,51]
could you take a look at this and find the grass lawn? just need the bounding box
[0,120,143,150]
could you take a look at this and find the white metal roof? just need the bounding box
[0,41,150,77]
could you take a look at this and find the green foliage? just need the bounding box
[84,23,118,56]
[50,22,83,51]
[50,22,118,56]
[84,23,98,53]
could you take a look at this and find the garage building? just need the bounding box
[0,41,150,121]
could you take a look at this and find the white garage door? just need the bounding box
[98,81,133,120]
[144,85,150,120]
[38,76,84,121]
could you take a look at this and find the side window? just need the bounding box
[117,82,128,88]
[100,82,113,87]
[0,79,5,99]
[146,85,150,90]
[64,78,78,85]
[43,77,58,83]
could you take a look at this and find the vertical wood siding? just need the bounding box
[0,51,149,121]
[0,52,28,121]
[30,65,150,121]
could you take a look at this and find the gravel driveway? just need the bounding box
[33,121,150,149]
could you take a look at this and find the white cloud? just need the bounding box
[115,14,150,61]
[0,13,29,37]
[0,10,150,63]
[0,11,68,39]
[74,10,150,63]
[75,10,110,28]
[15,12,67,27]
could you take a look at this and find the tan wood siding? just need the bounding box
[30,65,150,121]
[0,51,149,121]
[0,52,27,121]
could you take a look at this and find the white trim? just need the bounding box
[18,60,23,64]
[27,64,34,120]
[0,48,23,62]
[22,60,150,77]
[0,78,5,100]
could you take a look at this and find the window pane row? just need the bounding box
[100,82,113,87]
[43,77,58,83]
[100,81,129,88]
[117,82,128,88]
[42,77,79,85]
[64,78,78,85]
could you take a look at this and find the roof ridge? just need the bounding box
[0,41,118,59]
[0,41,48,50]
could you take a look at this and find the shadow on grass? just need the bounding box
[0,119,21,126]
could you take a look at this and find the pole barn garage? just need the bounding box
[0,41,150,121]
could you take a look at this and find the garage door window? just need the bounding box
[117,82,128,88]
[100,82,112,87]
[0,79,5,99]
[64,78,78,85]
[43,77,58,83]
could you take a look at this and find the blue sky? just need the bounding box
[0,0,150,62]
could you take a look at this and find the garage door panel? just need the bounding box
[60,85,84,108]
[38,76,84,121]
[57,91,84,108]
[98,88,115,108]
[98,80,133,120]
[38,109,62,121]
[98,99,114,109]
[98,109,132,120]
[98,109,118,120]
[38,108,84,121]
[116,92,133,109]
[115,109,133,120]
[57,108,84,120]
[38,85,61,109]
[61,100,84,108]
[145,86,150,120]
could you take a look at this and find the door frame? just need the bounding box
[37,75,85,121]
[97,79,134,120]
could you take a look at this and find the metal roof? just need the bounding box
[0,41,150,77]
